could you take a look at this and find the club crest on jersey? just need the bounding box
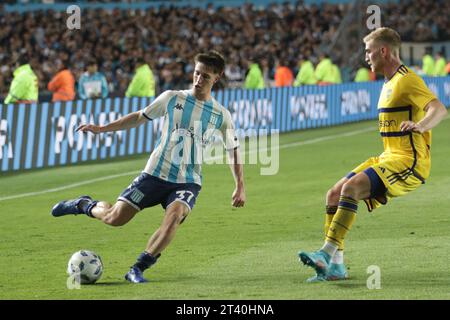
[385,88,393,100]
[209,114,219,126]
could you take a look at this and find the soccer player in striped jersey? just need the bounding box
[299,28,447,282]
[51,51,246,283]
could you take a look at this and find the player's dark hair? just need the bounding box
[194,51,225,75]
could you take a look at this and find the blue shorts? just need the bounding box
[118,172,201,212]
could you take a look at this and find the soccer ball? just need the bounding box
[67,250,103,284]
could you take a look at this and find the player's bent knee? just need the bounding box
[168,209,186,225]
[326,187,341,203]
[165,202,190,225]
[341,176,369,200]
[327,177,348,204]
[102,203,137,227]
[341,180,358,198]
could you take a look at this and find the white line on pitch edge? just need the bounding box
[0,126,376,202]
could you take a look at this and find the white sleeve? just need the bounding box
[141,90,175,120]
[220,109,239,150]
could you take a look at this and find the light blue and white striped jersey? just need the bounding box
[141,90,239,186]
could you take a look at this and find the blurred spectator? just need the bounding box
[315,54,334,85]
[422,48,435,76]
[293,54,316,86]
[331,61,342,84]
[354,64,370,82]
[343,0,449,76]
[446,60,450,75]
[4,54,38,104]
[433,52,447,76]
[260,58,273,88]
[125,57,155,98]
[383,0,449,42]
[78,58,109,99]
[0,3,347,96]
[0,1,449,97]
[224,59,243,88]
[47,59,75,102]
[274,59,294,87]
[244,58,264,89]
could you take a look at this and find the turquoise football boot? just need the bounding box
[306,273,327,283]
[298,250,331,276]
[325,263,348,281]
[305,263,348,283]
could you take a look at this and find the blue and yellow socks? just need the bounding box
[326,195,357,249]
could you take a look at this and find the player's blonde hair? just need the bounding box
[363,27,401,55]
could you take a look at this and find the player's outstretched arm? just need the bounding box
[400,99,448,133]
[76,111,148,134]
[228,147,246,208]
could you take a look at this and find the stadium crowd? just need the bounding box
[0,0,449,102]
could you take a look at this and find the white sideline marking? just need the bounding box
[0,172,139,202]
[0,126,376,202]
[276,126,375,150]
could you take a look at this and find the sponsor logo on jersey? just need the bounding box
[209,113,219,126]
[385,88,393,100]
[379,119,397,128]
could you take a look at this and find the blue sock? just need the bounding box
[85,201,98,217]
[78,199,98,218]
[133,252,161,272]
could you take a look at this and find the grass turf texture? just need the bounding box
[1,118,449,299]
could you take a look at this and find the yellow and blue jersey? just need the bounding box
[377,64,436,180]
[349,65,437,212]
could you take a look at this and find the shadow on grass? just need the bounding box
[92,274,201,286]
[92,281,130,286]
[331,282,363,289]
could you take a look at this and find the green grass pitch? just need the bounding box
[1,118,449,300]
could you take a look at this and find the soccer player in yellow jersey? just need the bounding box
[298,27,448,282]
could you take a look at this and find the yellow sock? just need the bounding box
[325,205,345,250]
[326,196,357,248]
[324,205,337,236]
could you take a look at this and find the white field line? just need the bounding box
[0,172,141,202]
[0,126,376,202]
